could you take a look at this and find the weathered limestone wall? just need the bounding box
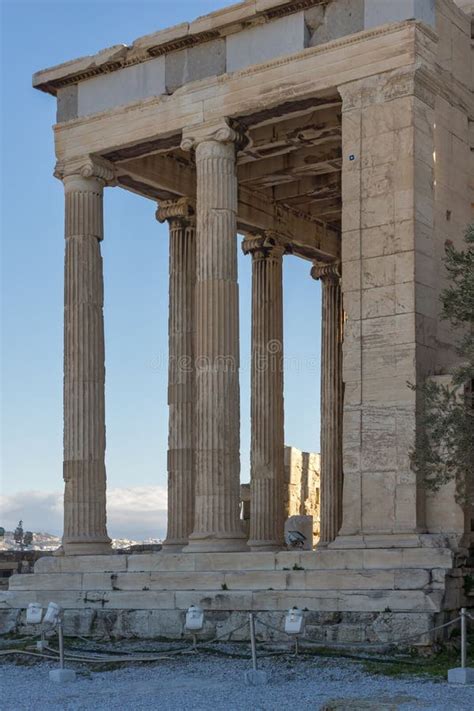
[240,447,320,543]
[339,62,436,538]
[284,447,321,542]
[339,1,472,542]
[423,3,472,537]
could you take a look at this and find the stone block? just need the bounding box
[361,408,397,471]
[364,0,436,31]
[341,200,361,233]
[127,553,195,572]
[304,569,394,590]
[35,554,127,574]
[149,572,224,590]
[77,56,166,117]
[118,609,183,638]
[362,255,396,289]
[224,570,290,591]
[361,313,415,349]
[361,131,395,169]
[245,669,268,686]
[193,553,276,572]
[56,85,78,122]
[361,472,396,531]
[308,0,364,46]
[285,515,313,550]
[396,281,415,314]
[275,551,302,570]
[370,610,434,645]
[101,591,175,610]
[362,549,403,569]
[339,471,362,533]
[362,195,394,229]
[49,669,76,683]
[401,547,454,567]
[0,609,20,634]
[226,13,307,73]
[361,286,396,319]
[63,609,96,636]
[342,260,361,291]
[452,26,471,87]
[83,572,123,591]
[165,39,226,93]
[176,590,253,611]
[8,573,83,591]
[394,569,430,590]
[341,229,360,262]
[448,667,474,684]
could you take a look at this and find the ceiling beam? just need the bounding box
[115,153,339,260]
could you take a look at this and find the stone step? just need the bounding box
[8,567,433,593]
[0,586,445,613]
[33,547,455,575]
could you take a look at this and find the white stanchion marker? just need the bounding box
[244,613,268,686]
[45,603,76,683]
[448,608,474,685]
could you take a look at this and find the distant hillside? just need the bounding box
[0,531,162,551]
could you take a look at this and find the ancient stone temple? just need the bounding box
[2,0,473,643]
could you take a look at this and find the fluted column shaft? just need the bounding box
[183,127,246,552]
[62,171,111,555]
[157,199,196,551]
[312,262,343,545]
[243,235,285,550]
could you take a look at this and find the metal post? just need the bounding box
[58,620,64,670]
[295,636,299,657]
[461,608,466,669]
[192,633,197,652]
[249,613,258,671]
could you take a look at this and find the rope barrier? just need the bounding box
[2,608,471,668]
[33,619,252,665]
[253,613,464,649]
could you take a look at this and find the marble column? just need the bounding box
[156,198,196,551]
[59,159,113,555]
[243,234,285,551]
[311,262,343,546]
[181,121,247,552]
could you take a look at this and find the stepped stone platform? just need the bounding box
[1,538,467,646]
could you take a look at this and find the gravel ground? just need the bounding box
[1,649,474,711]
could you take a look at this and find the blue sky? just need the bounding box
[1,0,321,538]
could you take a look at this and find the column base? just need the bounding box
[63,540,112,556]
[184,532,248,553]
[161,540,187,553]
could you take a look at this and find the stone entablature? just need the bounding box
[34,0,472,122]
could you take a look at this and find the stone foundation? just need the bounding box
[2,541,470,647]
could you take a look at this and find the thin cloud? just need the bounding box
[0,486,168,541]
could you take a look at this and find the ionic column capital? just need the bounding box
[311,261,341,284]
[242,233,288,261]
[54,157,116,188]
[181,118,249,152]
[156,197,196,226]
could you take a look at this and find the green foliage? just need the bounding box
[410,225,474,505]
[463,574,474,596]
[13,520,34,550]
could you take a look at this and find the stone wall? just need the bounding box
[283,447,321,543]
[241,446,321,544]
